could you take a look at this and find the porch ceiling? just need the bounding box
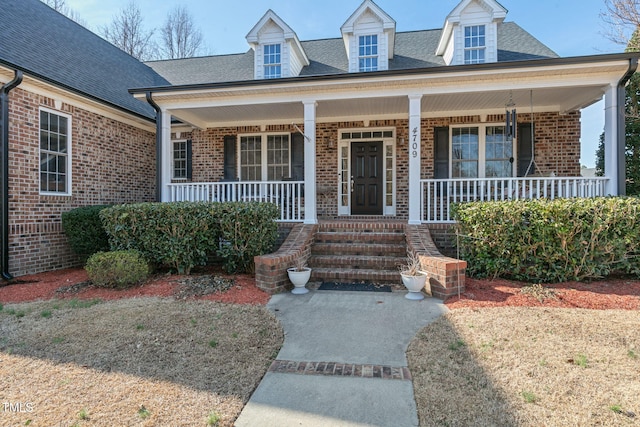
[168,85,608,128]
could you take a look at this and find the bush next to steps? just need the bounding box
[100,201,279,274]
[453,197,640,283]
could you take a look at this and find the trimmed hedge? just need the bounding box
[100,201,279,274]
[100,202,217,274]
[453,197,640,283]
[216,202,279,273]
[61,205,111,262]
[85,250,150,288]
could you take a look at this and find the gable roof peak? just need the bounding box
[447,0,508,22]
[246,9,298,45]
[341,0,396,33]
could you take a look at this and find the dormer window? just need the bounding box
[464,25,486,64]
[264,44,282,79]
[359,35,379,72]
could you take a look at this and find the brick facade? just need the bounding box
[7,87,156,276]
[185,112,582,219]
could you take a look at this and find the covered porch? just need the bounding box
[131,54,637,224]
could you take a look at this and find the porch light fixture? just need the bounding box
[505,92,516,140]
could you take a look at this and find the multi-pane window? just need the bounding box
[173,141,188,179]
[358,35,378,72]
[452,125,513,178]
[452,127,479,178]
[267,135,289,180]
[263,44,281,79]
[240,134,290,181]
[240,136,262,181]
[464,25,486,64]
[40,109,70,194]
[485,126,512,177]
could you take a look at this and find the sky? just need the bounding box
[65,0,629,167]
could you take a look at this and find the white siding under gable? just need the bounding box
[437,0,506,65]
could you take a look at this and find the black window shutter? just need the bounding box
[517,123,534,177]
[223,135,237,181]
[434,127,449,179]
[290,132,305,181]
[186,139,193,180]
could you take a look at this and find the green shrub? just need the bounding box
[85,250,149,288]
[213,202,279,273]
[100,202,218,274]
[61,205,110,261]
[99,201,278,274]
[453,197,640,282]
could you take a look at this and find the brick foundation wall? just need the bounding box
[7,88,156,277]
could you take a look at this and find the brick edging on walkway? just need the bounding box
[269,359,412,381]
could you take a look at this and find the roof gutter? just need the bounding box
[145,92,163,202]
[616,57,638,196]
[0,69,23,280]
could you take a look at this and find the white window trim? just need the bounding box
[263,43,282,79]
[237,133,291,181]
[39,107,72,196]
[172,139,188,180]
[337,128,396,216]
[358,34,379,72]
[463,24,486,65]
[449,123,516,179]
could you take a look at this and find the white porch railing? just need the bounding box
[421,177,609,223]
[168,181,305,222]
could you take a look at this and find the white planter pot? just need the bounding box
[287,267,311,294]
[400,272,427,300]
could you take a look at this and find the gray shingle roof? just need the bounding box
[0,0,169,120]
[1,1,559,106]
[147,22,558,85]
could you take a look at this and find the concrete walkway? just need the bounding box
[235,290,448,427]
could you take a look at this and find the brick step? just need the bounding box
[310,267,401,285]
[318,222,406,234]
[309,254,405,270]
[314,231,405,245]
[312,242,407,257]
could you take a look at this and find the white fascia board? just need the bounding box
[136,59,631,112]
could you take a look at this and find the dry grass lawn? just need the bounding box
[408,307,640,426]
[0,298,283,426]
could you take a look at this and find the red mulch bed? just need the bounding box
[0,266,270,306]
[2,268,639,310]
[445,277,640,310]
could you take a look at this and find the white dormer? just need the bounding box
[341,0,396,73]
[436,0,507,66]
[246,10,309,79]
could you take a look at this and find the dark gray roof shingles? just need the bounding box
[0,0,169,119]
[1,1,559,102]
[147,22,558,85]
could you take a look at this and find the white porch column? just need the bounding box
[604,84,621,196]
[408,94,423,224]
[303,100,317,224]
[160,109,172,202]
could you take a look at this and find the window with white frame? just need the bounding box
[40,109,71,194]
[452,125,512,178]
[240,134,290,181]
[358,35,378,72]
[173,140,188,179]
[464,25,486,64]
[263,44,282,79]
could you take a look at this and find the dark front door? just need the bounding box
[351,141,383,215]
